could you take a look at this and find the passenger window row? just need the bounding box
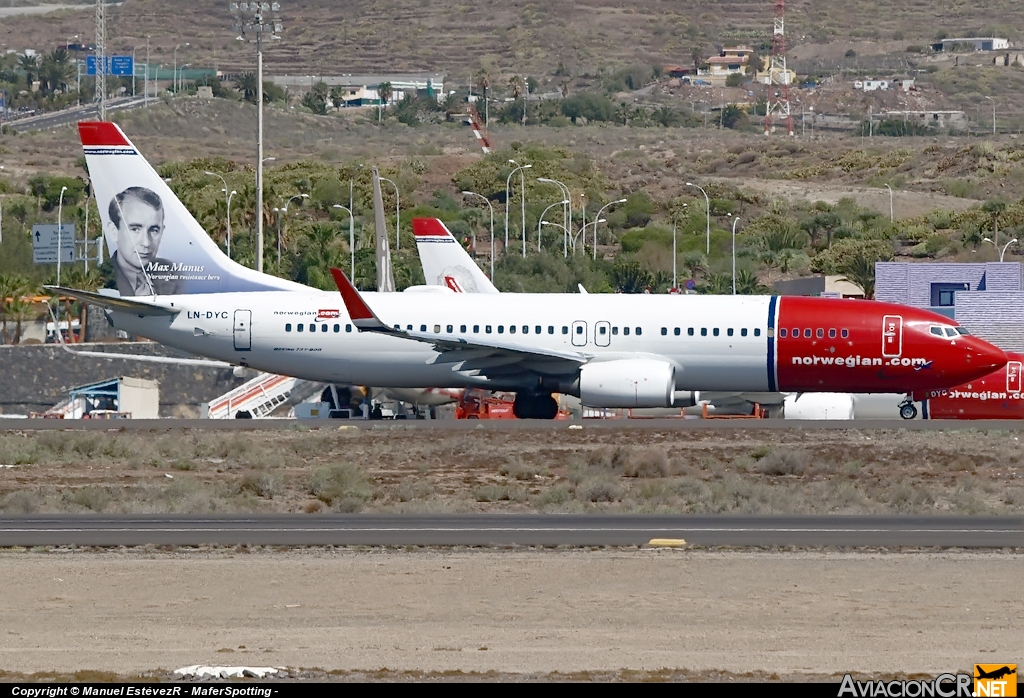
[285,323,351,333]
[659,327,762,338]
[778,328,849,339]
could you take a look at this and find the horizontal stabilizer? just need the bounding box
[45,286,180,316]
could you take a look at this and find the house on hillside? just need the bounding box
[931,37,1009,52]
[703,46,754,78]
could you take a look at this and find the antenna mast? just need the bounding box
[764,0,793,136]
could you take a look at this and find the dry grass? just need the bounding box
[1,427,1023,516]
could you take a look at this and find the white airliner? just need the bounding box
[52,121,1008,418]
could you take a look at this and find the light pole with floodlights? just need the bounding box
[232,1,284,274]
[686,182,710,255]
[462,191,495,280]
[173,43,189,94]
[884,184,894,223]
[332,204,355,282]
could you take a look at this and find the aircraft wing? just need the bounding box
[45,286,181,316]
[330,268,587,379]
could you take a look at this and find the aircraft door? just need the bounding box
[571,320,588,347]
[595,321,611,347]
[881,315,902,358]
[233,309,252,351]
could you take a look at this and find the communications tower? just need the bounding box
[764,0,793,136]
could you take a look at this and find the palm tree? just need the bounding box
[18,54,38,88]
[0,273,21,344]
[982,198,1007,245]
[839,253,876,299]
[509,75,526,126]
[441,91,459,122]
[474,68,490,124]
[236,72,259,103]
[60,267,102,342]
[377,81,392,110]
[301,222,343,290]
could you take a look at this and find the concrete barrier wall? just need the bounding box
[0,343,249,417]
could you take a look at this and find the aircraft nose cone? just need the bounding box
[968,337,1007,374]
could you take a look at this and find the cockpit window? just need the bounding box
[944,327,959,338]
[955,327,971,336]
[930,326,944,337]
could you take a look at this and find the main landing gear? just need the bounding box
[512,392,559,419]
[898,397,918,420]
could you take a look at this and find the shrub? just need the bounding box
[620,449,670,478]
[308,463,372,510]
[576,478,622,502]
[240,472,284,499]
[757,450,809,476]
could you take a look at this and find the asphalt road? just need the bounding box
[4,417,1024,431]
[7,96,148,133]
[1,515,1021,547]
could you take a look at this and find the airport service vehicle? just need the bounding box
[55,121,1008,418]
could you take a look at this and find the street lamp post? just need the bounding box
[884,184,894,223]
[538,177,571,254]
[984,237,1017,262]
[205,172,235,256]
[504,160,530,258]
[145,35,150,107]
[275,193,308,271]
[332,204,355,282]
[57,186,68,286]
[592,199,626,261]
[537,200,567,252]
[378,176,400,250]
[985,96,996,135]
[173,43,188,94]
[686,182,711,255]
[462,191,495,280]
[731,216,741,295]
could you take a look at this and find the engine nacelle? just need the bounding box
[579,359,676,408]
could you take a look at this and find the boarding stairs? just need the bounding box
[204,372,319,419]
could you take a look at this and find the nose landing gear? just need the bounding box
[898,398,918,420]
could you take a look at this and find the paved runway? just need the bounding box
[3,417,1024,431]
[1,515,1021,547]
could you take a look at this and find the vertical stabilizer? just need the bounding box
[372,167,395,292]
[78,121,303,297]
[412,218,499,293]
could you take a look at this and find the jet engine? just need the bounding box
[578,359,676,408]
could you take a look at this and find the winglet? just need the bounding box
[329,268,392,332]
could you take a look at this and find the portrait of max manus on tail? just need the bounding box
[107,185,211,297]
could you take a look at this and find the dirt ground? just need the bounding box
[2,427,1023,516]
[0,547,1020,679]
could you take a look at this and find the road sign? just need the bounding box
[86,55,134,76]
[32,224,76,264]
